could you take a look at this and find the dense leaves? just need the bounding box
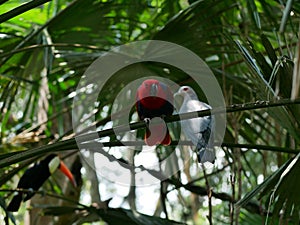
[0,0,300,225]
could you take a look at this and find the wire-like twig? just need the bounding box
[202,165,213,225]
[1,98,299,169]
[0,188,85,207]
[98,141,300,154]
[0,0,51,24]
[76,97,300,144]
[230,173,235,225]
[0,43,103,58]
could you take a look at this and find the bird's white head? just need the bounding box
[174,86,198,100]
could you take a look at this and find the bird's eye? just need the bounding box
[183,87,189,91]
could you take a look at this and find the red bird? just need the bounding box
[136,79,174,146]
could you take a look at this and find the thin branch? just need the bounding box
[128,150,137,211]
[165,98,300,123]
[0,188,85,208]
[99,141,300,154]
[1,98,299,168]
[172,181,262,215]
[0,0,82,65]
[160,181,169,219]
[279,0,293,32]
[187,163,232,185]
[0,151,263,216]
[230,173,235,225]
[0,0,51,24]
[202,165,213,225]
[0,43,104,58]
[77,97,300,143]
[84,144,264,215]
[221,143,300,154]
[1,140,299,170]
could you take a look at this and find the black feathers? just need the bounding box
[7,154,57,212]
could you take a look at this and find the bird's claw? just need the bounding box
[144,118,151,124]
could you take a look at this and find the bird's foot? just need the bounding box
[143,118,151,126]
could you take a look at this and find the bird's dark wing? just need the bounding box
[16,162,51,201]
[196,124,211,150]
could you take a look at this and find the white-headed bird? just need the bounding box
[175,86,215,164]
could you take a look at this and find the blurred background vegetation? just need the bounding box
[0,0,300,224]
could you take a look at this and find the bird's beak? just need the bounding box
[150,84,158,96]
[173,91,183,109]
[174,91,182,98]
[59,161,77,187]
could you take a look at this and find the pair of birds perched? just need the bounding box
[7,79,214,213]
[136,79,215,164]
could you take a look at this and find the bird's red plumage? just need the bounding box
[136,79,174,146]
[136,79,169,109]
[145,122,171,146]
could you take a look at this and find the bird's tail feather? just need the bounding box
[198,148,215,164]
[7,193,23,212]
[145,123,171,146]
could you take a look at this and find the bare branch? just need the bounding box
[1,98,299,168]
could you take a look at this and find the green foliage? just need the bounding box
[1,0,300,224]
